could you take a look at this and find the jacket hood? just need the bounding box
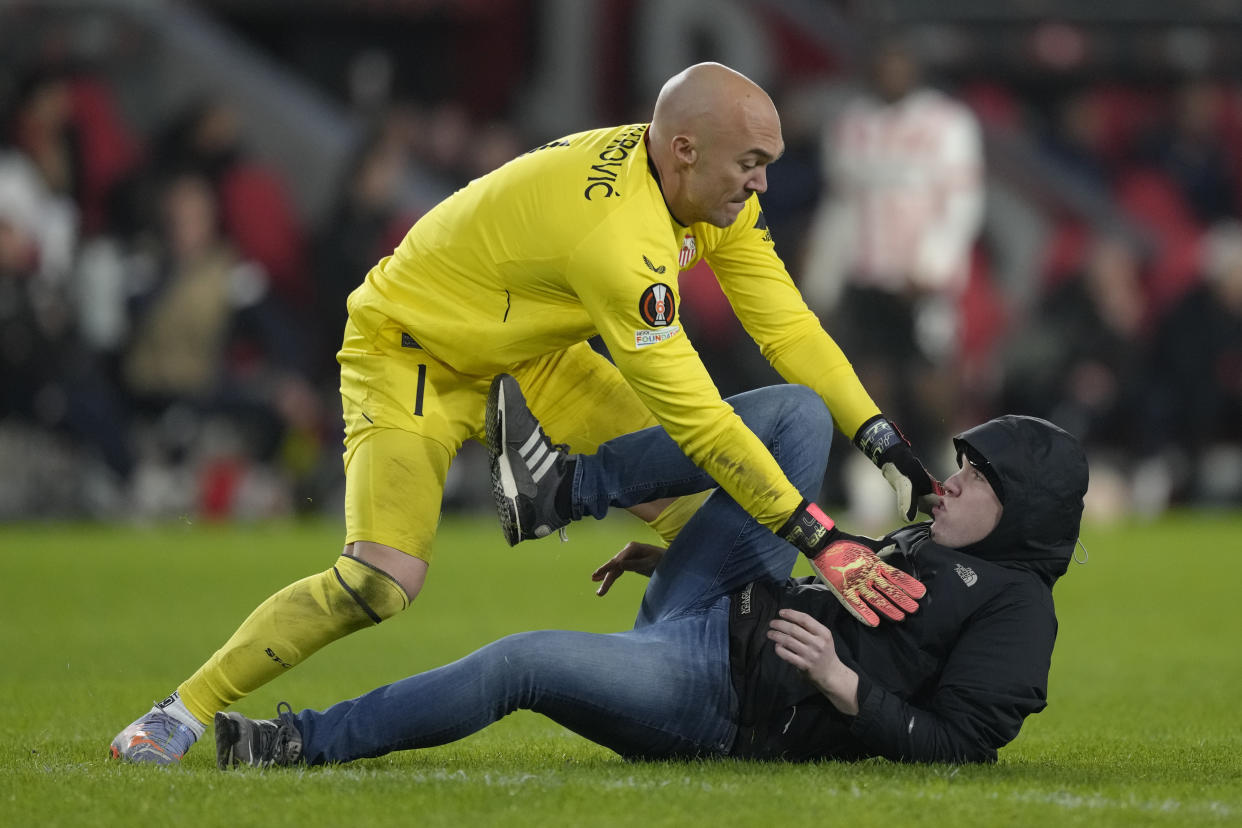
[953,415,1089,585]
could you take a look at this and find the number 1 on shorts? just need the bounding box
[414,364,426,416]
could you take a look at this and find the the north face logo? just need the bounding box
[954,563,978,587]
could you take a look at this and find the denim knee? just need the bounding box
[775,385,833,441]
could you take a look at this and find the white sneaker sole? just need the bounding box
[486,378,523,545]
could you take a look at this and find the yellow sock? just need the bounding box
[178,555,408,724]
[645,489,713,545]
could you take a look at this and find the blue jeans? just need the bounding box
[292,385,833,763]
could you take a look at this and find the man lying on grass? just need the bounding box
[215,383,1088,767]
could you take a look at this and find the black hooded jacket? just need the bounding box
[727,416,1088,763]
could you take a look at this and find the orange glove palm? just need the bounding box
[808,538,926,627]
[777,499,927,627]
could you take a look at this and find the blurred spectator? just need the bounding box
[1146,221,1242,504]
[125,173,255,401]
[3,77,82,285]
[1139,81,1240,225]
[373,102,453,207]
[9,71,80,205]
[0,150,131,495]
[1000,235,1151,454]
[0,152,76,423]
[7,68,140,241]
[413,100,474,197]
[1041,90,1113,190]
[311,125,421,375]
[800,34,984,520]
[120,171,320,516]
[114,97,310,308]
[803,36,985,320]
[464,119,523,182]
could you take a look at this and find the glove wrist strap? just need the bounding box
[854,415,903,465]
[776,499,836,558]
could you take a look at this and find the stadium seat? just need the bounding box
[68,76,142,234]
[218,163,311,307]
[1115,168,1203,312]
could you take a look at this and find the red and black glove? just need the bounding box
[854,415,944,522]
[776,500,926,626]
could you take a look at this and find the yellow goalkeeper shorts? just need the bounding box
[339,317,659,562]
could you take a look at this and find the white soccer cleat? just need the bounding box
[110,706,198,765]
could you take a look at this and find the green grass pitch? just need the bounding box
[1,511,1239,826]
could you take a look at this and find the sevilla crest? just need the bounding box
[678,233,696,268]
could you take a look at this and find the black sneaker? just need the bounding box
[485,374,572,546]
[214,703,303,769]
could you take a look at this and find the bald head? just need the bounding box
[651,62,779,149]
[647,63,784,228]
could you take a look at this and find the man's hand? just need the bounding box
[591,541,665,597]
[768,609,860,715]
[775,500,926,626]
[854,415,944,521]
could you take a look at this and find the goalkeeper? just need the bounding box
[216,384,1089,766]
[113,61,937,764]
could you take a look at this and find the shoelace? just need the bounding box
[254,702,300,766]
[272,702,301,764]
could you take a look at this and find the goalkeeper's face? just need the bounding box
[681,106,784,228]
[929,457,1002,548]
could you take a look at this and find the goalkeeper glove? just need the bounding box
[854,415,944,521]
[776,500,926,626]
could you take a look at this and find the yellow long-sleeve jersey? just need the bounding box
[345,123,880,531]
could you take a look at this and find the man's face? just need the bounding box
[929,456,1002,548]
[678,111,783,227]
[872,47,918,102]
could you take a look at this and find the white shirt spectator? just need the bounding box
[803,88,984,312]
[0,151,79,286]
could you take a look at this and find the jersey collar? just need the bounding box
[643,129,691,229]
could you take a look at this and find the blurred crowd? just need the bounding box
[0,61,526,520]
[2,21,1240,524]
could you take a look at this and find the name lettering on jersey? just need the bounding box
[635,326,680,348]
[583,124,646,200]
[638,282,676,327]
[678,233,697,268]
[954,563,978,587]
[754,210,773,242]
[524,139,571,155]
[643,254,666,274]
